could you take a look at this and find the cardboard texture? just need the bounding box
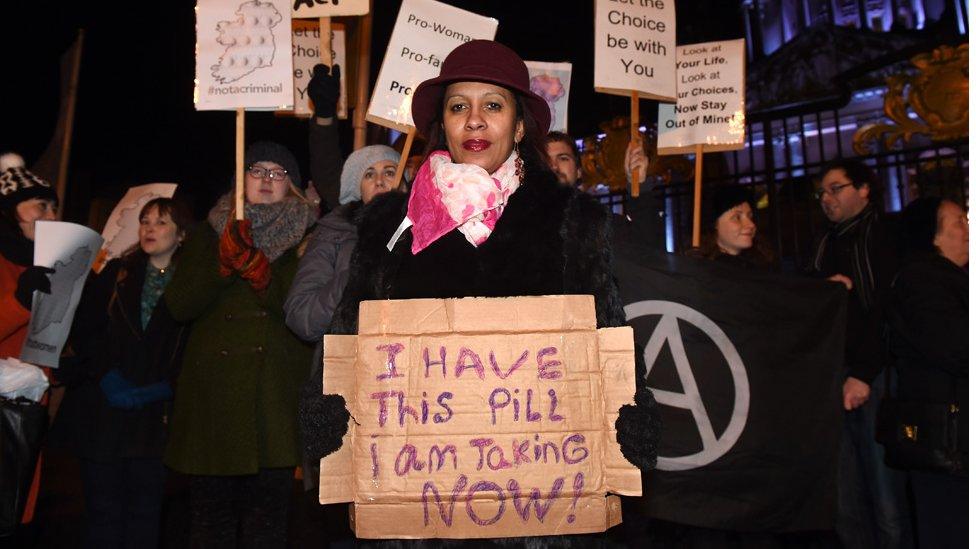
[320,295,640,539]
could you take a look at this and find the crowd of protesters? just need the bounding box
[0,39,966,549]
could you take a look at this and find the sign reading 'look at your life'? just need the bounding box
[657,39,746,155]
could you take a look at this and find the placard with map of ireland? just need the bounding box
[195,0,295,111]
[20,221,103,368]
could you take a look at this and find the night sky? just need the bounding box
[4,1,743,220]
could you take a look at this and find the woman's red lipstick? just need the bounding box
[463,139,490,152]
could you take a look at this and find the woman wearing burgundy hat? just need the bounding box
[299,40,660,546]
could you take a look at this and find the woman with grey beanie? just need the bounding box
[284,144,402,360]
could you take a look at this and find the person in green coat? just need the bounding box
[163,141,316,547]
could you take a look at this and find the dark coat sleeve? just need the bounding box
[164,222,234,323]
[327,192,408,336]
[62,259,120,383]
[562,192,627,329]
[308,120,342,211]
[847,216,900,383]
[889,260,968,377]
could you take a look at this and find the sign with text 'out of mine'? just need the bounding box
[195,0,295,110]
[657,39,746,155]
[319,296,641,539]
[366,0,498,132]
[594,0,676,101]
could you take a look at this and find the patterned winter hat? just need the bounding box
[0,153,58,213]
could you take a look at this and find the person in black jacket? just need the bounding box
[59,197,192,549]
[809,159,911,549]
[298,39,660,547]
[887,196,968,549]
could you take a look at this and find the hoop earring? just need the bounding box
[514,140,525,181]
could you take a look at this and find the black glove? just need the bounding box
[309,64,341,119]
[615,388,662,471]
[299,387,350,461]
[15,266,55,309]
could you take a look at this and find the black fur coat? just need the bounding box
[299,165,659,548]
[329,164,626,334]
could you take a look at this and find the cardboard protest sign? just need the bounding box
[657,39,746,155]
[99,183,178,263]
[319,296,641,539]
[21,221,103,368]
[366,0,498,132]
[289,20,347,118]
[195,0,295,111]
[292,0,368,18]
[525,61,572,133]
[594,0,676,101]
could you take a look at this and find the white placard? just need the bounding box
[20,222,104,368]
[290,21,347,118]
[292,0,369,18]
[366,0,498,132]
[594,0,676,101]
[195,0,295,111]
[100,183,179,262]
[657,39,746,155]
[525,61,572,133]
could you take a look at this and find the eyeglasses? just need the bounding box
[247,165,289,181]
[814,183,854,201]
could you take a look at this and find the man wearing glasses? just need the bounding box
[810,159,911,549]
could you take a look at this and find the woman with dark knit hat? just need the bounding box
[162,141,316,546]
[0,152,58,531]
[689,184,772,269]
[298,39,661,546]
[886,196,967,549]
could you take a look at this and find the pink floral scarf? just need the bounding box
[394,150,521,255]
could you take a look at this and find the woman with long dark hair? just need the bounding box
[60,197,192,548]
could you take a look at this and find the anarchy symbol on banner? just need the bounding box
[624,300,750,471]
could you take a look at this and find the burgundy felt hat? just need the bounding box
[411,40,552,139]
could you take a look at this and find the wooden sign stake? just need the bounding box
[691,143,704,247]
[393,127,415,187]
[319,17,332,64]
[629,90,640,197]
[235,108,245,220]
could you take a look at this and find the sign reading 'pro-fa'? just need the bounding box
[593,0,676,101]
[657,39,746,155]
[366,0,497,132]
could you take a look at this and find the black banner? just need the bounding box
[614,240,846,532]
